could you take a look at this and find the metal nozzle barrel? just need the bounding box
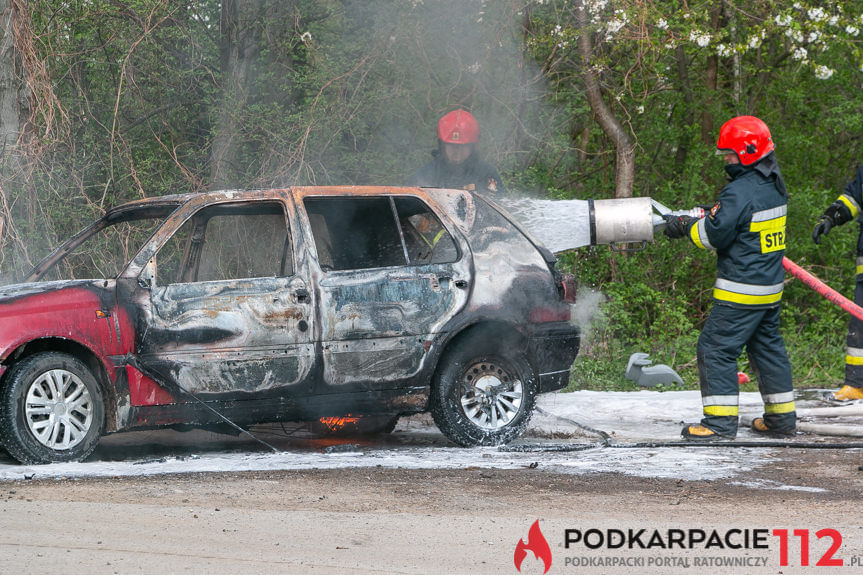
[589,197,655,245]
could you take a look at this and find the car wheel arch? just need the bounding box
[1,338,118,430]
[436,321,530,371]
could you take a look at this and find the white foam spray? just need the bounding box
[493,198,592,253]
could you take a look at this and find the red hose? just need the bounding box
[782,256,863,322]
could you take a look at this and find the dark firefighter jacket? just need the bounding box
[831,164,863,258]
[409,150,504,195]
[684,153,788,308]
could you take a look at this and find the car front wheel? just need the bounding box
[431,336,536,446]
[0,352,105,464]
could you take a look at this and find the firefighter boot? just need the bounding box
[751,418,795,437]
[833,385,863,402]
[681,424,735,441]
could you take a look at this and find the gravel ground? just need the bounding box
[0,445,861,574]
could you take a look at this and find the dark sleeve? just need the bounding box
[409,159,436,187]
[687,184,747,250]
[837,165,863,219]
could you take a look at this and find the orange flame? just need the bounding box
[318,414,362,432]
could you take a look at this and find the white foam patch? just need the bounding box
[0,444,759,483]
[0,390,844,490]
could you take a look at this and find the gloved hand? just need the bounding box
[811,215,833,244]
[812,200,853,244]
[663,214,694,239]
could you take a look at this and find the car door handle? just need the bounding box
[294,288,310,303]
[438,276,467,289]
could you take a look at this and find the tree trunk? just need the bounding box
[701,2,723,145]
[210,0,298,190]
[0,0,32,262]
[0,0,29,167]
[673,45,694,166]
[210,0,261,189]
[574,1,634,198]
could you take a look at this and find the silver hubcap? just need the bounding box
[459,361,523,430]
[25,369,93,451]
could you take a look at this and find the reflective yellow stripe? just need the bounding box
[839,194,860,218]
[703,405,739,417]
[856,265,863,276]
[689,218,713,250]
[846,355,863,366]
[713,288,783,305]
[689,221,705,249]
[432,229,446,246]
[764,401,796,414]
[749,215,786,253]
[749,215,786,232]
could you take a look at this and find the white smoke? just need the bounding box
[572,286,606,343]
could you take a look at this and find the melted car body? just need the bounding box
[0,187,579,463]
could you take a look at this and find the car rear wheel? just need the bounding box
[0,352,105,464]
[431,335,536,446]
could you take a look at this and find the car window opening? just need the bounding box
[303,196,458,271]
[156,201,292,285]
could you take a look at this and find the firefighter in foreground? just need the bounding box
[811,165,863,402]
[664,115,797,440]
[409,108,504,195]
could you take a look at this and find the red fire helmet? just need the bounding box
[437,109,479,144]
[716,115,775,166]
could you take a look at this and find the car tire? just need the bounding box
[431,335,536,446]
[0,352,105,464]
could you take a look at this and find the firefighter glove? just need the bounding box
[812,201,852,244]
[663,214,694,239]
[812,216,832,244]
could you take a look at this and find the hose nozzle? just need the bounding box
[651,199,705,231]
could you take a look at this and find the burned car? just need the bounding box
[0,187,579,463]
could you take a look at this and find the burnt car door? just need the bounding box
[131,197,316,397]
[299,193,469,390]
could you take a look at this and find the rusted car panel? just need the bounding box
[0,186,580,463]
[138,276,316,395]
[118,192,317,400]
[293,187,472,390]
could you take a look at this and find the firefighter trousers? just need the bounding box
[844,268,863,389]
[696,303,796,436]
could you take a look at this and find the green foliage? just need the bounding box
[1,0,862,392]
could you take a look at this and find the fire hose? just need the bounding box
[781,256,863,322]
[497,408,863,451]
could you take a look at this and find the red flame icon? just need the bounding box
[514,519,552,574]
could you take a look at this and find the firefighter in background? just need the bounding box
[409,109,504,195]
[811,165,863,401]
[664,115,796,440]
